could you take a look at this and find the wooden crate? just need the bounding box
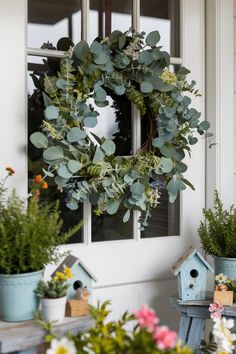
[213,290,233,306]
[66,299,89,317]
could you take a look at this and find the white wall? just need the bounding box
[0,0,27,197]
[234,0,236,200]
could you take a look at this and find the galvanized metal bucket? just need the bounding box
[213,256,236,280]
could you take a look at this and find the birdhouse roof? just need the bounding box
[170,247,214,276]
[52,255,98,282]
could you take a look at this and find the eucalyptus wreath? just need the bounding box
[30,29,210,229]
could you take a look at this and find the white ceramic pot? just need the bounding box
[41,296,66,322]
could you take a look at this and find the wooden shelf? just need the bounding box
[0,315,93,354]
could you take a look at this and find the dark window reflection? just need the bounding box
[90,91,132,156]
[141,190,180,238]
[140,62,180,237]
[89,0,132,39]
[92,208,133,242]
[140,0,180,57]
[28,50,83,243]
[28,0,81,47]
[91,91,133,241]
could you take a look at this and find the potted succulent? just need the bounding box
[0,168,81,322]
[198,190,236,279]
[35,266,73,322]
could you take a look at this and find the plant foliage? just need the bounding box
[0,173,82,274]
[30,28,211,229]
[35,267,73,298]
[40,301,193,354]
[198,190,236,257]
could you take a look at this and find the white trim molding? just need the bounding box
[206,0,235,208]
[0,0,27,196]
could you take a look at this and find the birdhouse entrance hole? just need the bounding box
[73,280,83,290]
[190,269,199,278]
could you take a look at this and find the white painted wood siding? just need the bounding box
[234,0,236,200]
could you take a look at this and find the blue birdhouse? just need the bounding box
[51,255,97,299]
[171,247,213,301]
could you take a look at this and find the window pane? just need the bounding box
[28,0,81,47]
[91,93,133,241]
[140,0,180,57]
[89,0,132,40]
[141,191,180,238]
[92,207,133,242]
[140,63,180,238]
[28,56,83,243]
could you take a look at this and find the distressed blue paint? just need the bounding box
[179,256,207,300]
[171,248,213,301]
[177,256,207,300]
[67,264,93,299]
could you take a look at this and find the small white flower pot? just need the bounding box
[41,296,66,322]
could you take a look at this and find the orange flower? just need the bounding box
[35,175,43,184]
[5,167,15,176]
[41,181,48,189]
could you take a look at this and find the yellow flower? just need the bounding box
[94,208,103,216]
[176,340,193,354]
[160,69,177,85]
[63,266,73,279]
[53,271,67,282]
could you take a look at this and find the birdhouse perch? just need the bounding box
[171,247,213,301]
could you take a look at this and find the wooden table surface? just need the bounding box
[171,296,236,349]
[0,315,93,353]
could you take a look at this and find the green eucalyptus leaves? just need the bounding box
[30,28,210,229]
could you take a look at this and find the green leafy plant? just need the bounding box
[0,169,82,274]
[198,190,236,257]
[40,301,193,354]
[30,28,212,229]
[35,266,73,298]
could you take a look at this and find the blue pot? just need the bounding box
[213,256,236,280]
[0,269,43,321]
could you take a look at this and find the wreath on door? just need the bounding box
[30,29,211,228]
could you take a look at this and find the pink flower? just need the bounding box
[209,303,224,319]
[209,303,224,313]
[210,311,222,319]
[134,304,159,331]
[153,325,177,349]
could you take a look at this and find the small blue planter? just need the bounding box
[214,256,236,280]
[0,269,43,321]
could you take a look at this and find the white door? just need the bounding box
[1,0,205,328]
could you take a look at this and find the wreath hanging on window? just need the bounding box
[30,29,210,229]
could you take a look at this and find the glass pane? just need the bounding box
[140,62,180,238]
[141,191,180,238]
[89,0,132,41]
[91,92,133,241]
[140,0,180,57]
[92,207,133,242]
[28,0,81,47]
[28,57,83,243]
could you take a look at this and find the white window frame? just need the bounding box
[206,0,235,208]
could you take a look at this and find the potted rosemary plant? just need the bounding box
[0,168,81,321]
[198,190,236,279]
[35,266,73,322]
